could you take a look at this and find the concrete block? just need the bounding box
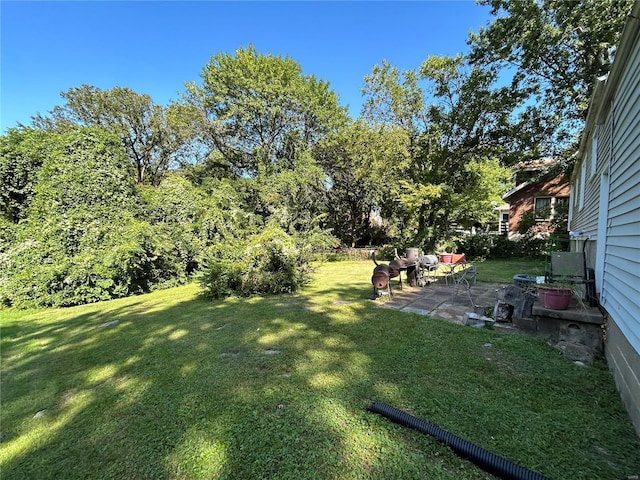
[513,317,537,332]
[464,312,495,328]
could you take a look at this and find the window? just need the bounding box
[534,197,552,219]
[579,162,586,209]
[554,196,569,219]
[535,196,568,220]
[555,197,569,210]
[591,135,598,177]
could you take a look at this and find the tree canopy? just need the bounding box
[360,54,513,246]
[33,85,193,184]
[3,3,634,306]
[468,0,634,153]
[183,44,349,177]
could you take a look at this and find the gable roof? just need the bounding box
[502,158,564,200]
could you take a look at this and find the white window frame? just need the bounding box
[579,162,586,210]
[590,135,598,177]
[534,196,569,220]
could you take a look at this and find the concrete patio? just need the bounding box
[375,279,606,361]
[376,281,505,326]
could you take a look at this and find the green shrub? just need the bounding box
[516,235,550,257]
[453,234,552,260]
[0,215,190,308]
[454,234,493,258]
[244,232,301,294]
[321,252,352,262]
[198,258,245,299]
[0,128,192,308]
[0,217,17,250]
[200,226,316,299]
[487,235,520,258]
[0,127,51,223]
[376,245,397,261]
[139,174,200,225]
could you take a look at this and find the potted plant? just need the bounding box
[437,239,457,264]
[537,283,574,310]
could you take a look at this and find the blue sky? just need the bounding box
[1,1,493,133]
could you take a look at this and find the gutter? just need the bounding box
[502,182,529,201]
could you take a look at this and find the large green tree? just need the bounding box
[252,151,329,236]
[183,44,349,177]
[0,128,189,307]
[315,121,411,247]
[468,0,634,152]
[33,85,193,184]
[361,55,513,247]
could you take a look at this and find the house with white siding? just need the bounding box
[569,0,640,435]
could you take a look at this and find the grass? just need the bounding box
[1,259,639,479]
[471,257,546,284]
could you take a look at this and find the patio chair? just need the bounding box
[441,253,473,286]
[446,255,477,306]
[545,251,596,306]
[415,254,439,286]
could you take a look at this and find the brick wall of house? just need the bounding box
[507,174,570,236]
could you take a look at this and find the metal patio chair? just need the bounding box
[447,256,477,306]
[545,251,596,306]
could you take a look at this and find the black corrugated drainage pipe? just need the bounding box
[368,401,551,480]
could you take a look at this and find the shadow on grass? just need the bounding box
[2,264,639,479]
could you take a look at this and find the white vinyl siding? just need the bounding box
[605,34,640,355]
[570,7,640,434]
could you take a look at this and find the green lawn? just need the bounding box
[2,260,639,479]
[472,257,546,284]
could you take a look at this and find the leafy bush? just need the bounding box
[28,128,137,219]
[515,235,551,257]
[376,245,398,261]
[487,235,522,258]
[0,127,52,223]
[244,229,306,294]
[0,128,192,308]
[0,214,190,308]
[198,258,245,299]
[322,251,352,262]
[453,234,552,260]
[139,174,200,225]
[454,234,493,258]
[200,226,316,299]
[0,218,17,250]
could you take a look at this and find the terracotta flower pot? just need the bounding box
[440,253,453,263]
[537,286,573,310]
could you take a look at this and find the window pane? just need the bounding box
[535,197,551,218]
[554,197,569,219]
